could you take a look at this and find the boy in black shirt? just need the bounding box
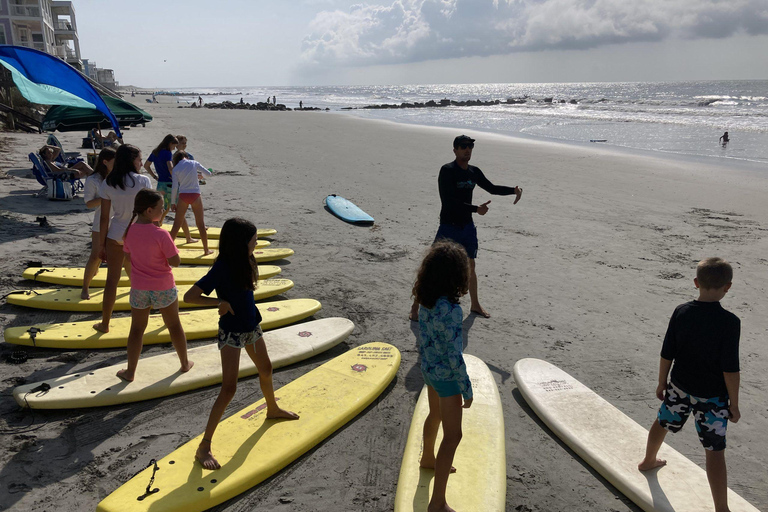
[638,257,741,512]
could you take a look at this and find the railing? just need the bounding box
[16,40,46,51]
[11,5,42,17]
[55,21,74,31]
[52,45,76,58]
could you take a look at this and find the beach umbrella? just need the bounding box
[42,96,152,132]
[0,45,122,137]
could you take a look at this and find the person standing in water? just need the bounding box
[720,131,730,146]
[409,135,523,321]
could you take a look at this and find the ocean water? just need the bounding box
[173,81,768,165]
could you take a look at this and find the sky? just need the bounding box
[73,0,768,88]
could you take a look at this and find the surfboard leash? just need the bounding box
[136,459,160,501]
[31,268,53,281]
[0,290,41,301]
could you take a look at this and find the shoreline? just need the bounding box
[1,105,766,511]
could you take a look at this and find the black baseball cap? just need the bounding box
[453,135,475,148]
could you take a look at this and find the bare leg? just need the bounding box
[190,197,212,254]
[81,231,102,300]
[468,259,490,318]
[182,218,194,243]
[245,338,299,420]
[116,307,151,382]
[196,345,241,470]
[638,420,669,471]
[93,239,125,333]
[169,200,189,241]
[420,385,457,473]
[159,299,193,373]
[429,394,463,512]
[706,449,730,512]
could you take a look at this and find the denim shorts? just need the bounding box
[130,287,178,310]
[434,223,478,259]
[657,381,730,451]
[217,325,264,350]
[422,370,462,398]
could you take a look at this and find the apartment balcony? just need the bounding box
[16,40,46,52]
[10,5,42,18]
[52,44,76,60]
[54,21,75,32]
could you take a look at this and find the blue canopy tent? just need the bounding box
[0,45,122,138]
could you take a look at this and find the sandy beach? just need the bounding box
[0,100,766,511]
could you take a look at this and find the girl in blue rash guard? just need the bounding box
[411,240,473,512]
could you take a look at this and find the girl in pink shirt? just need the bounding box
[118,189,194,381]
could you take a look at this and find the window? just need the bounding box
[0,26,6,45]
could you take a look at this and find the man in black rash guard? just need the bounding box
[410,135,523,321]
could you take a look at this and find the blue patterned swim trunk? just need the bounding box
[657,381,730,451]
[217,325,264,350]
[130,287,178,310]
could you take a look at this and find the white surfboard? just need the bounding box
[13,318,354,409]
[394,355,506,511]
[513,358,760,512]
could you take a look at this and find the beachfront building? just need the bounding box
[0,0,82,70]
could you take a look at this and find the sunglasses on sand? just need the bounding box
[457,143,474,149]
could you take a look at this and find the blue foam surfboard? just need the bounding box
[325,194,374,224]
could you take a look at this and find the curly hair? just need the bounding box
[412,240,470,309]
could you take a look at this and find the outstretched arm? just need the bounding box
[474,169,522,204]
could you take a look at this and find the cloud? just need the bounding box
[301,0,768,66]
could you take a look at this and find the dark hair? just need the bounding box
[172,150,189,167]
[412,240,470,309]
[697,257,733,290]
[106,144,140,190]
[122,188,163,240]
[217,217,259,290]
[93,147,117,180]
[152,134,178,157]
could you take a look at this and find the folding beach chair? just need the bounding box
[46,134,83,165]
[29,152,83,199]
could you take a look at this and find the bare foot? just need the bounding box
[186,237,199,244]
[93,322,109,333]
[266,407,300,420]
[470,306,491,318]
[195,445,221,470]
[81,289,90,300]
[116,369,134,382]
[638,458,667,471]
[419,459,457,473]
[180,361,195,373]
[203,249,214,256]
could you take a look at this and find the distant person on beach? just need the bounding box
[638,257,740,512]
[81,147,116,300]
[266,96,270,104]
[169,151,213,255]
[272,95,276,105]
[412,240,472,512]
[38,145,93,179]
[118,188,193,381]
[409,134,523,321]
[299,100,303,109]
[720,131,730,145]
[93,144,152,333]
[183,217,299,470]
[239,97,244,105]
[198,96,203,107]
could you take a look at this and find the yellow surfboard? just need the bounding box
[96,342,400,512]
[14,318,354,409]
[4,298,321,349]
[179,248,294,265]
[22,265,281,287]
[5,279,294,312]
[162,225,277,239]
[394,355,506,511]
[174,238,270,250]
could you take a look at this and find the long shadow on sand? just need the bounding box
[511,388,643,512]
